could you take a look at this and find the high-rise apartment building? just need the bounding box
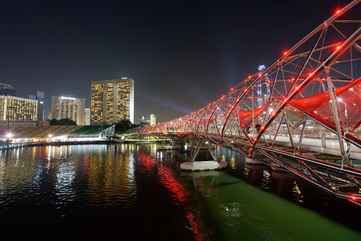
[0,96,38,121]
[50,96,86,125]
[90,78,134,125]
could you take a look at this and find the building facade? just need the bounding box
[0,96,38,122]
[29,90,45,122]
[0,82,16,96]
[90,78,134,125]
[150,114,157,127]
[50,96,86,125]
[84,108,90,126]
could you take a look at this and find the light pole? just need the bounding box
[48,134,53,143]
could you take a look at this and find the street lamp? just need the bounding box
[5,132,14,139]
[5,132,13,148]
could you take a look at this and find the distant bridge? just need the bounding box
[140,0,361,206]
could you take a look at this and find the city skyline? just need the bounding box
[0,0,360,232]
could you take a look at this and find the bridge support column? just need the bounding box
[326,67,349,168]
[298,121,306,151]
[188,139,216,162]
[181,139,227,171]
[245,157,263,164]
[321,132,327,150]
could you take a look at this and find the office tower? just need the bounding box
[0,82,16,96]
[256,65,270,106]
[84,108,90,126]
[150,114,157,126]
[50,96,86,125]
[90,78,134,125]
[0,96,38,121]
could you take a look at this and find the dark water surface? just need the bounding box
[0,144,360,241]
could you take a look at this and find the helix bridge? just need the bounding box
[140,0,361,206]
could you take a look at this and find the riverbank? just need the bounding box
[0,140,116,150]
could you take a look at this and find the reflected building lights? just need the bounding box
[15,149,20,166]
[292,181,304,203]
[261,169,272,190]
[0,159,4,194]
[230,156,236,170]
[150,144,157,157]
[243,166,250,176]
[55,161,76,202]
[128,153,135,181]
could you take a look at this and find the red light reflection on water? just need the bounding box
[185,211,202,241]
[158,165,188,203]
[138,152,155,171]
[139,152,203,241]
[158,165,202,241]
[348,194,360,203]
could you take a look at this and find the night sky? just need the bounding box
[0,0,350,122]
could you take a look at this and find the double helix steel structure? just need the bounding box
[141,0,361,205]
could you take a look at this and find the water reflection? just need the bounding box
[0,160,4,196]
[55,160,76,207]
[85,145,137,207]
[183,146,361,241]
[137,151,203,241]
[0,144,202,241]
[0,145,140,221]
[1,143,361,241]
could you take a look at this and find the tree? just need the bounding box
[115,119,134,133]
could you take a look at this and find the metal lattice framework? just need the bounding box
[141,1,361,204]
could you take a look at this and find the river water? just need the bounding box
[0,144,360,240]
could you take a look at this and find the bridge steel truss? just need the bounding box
[141,0,361,206]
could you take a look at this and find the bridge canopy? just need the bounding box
[288,78,361,132]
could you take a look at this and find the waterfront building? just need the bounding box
[84,108,91,126]
[139,115,150,126]
[29,91,45,121]
[90,78,134,125]
[0,96,38,122]
[0,82,16,96]
[50,96,86,125]
[138,114,156,127]
[150,114,157,126]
